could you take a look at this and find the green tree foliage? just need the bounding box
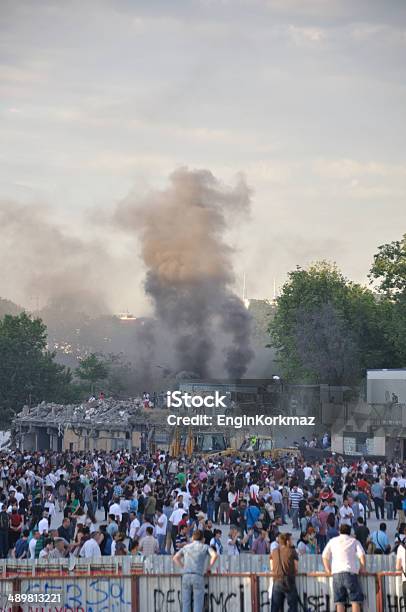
[294,302,360,386]
[0,313,78,426]
[269,262,397,385]
[75,353,109,394]
[369,233,406,365]
[369,233,406,296]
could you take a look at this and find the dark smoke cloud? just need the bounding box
[115,167,254,378]
[0,169,256,381]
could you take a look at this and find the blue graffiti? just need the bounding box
[23,578,131,610]
[86,578,131,605]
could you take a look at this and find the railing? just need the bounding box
[0,569,403,611]
[0,553,397,576]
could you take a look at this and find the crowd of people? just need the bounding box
[0,447,405,610]
[0,449,405,558]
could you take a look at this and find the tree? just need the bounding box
[369,233,406,297]
[75,353,109,394]
[294,302,360,386]
[369,234,406,365]
[0,313,78,426]
[269,261,396,385]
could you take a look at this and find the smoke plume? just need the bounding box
[115,167,254,378]
[0,200,113,314]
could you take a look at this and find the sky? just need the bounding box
[1,0,406,311]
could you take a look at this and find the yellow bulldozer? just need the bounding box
[169,426,232,458]
[240,435,300,459]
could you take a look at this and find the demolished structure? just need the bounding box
[11,397,171,453]
[11,379,321,453]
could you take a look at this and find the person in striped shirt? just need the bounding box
[289,485,304,530]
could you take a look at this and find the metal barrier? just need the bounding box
[142,553,397,575]
[0,571,401,611]
[0,554,397,577]
[378,571,404,612]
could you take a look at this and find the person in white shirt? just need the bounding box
[120,497,130,515]
[15,489,24,505]
[396,540,406,601]
[169,504,187,552]
[339,500,354,528]
[79,532,102,558]
[155,508,168,554]
[169,505,186,527]
[129,512,140,542]
[29,531,40,559]
[109,499,122,523]
[249,483,259,500]
[322,524,366,612]
[398,476,406,489]
[38,512,49,535]
[303,465,313,481]
[45,472,57,488]
[181,491,191,510]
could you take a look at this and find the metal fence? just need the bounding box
[0,554,396,577]
[0,570,402,611]
[142,553,396,574]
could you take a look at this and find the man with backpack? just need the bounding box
[369,523,391,555]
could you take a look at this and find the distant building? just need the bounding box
[328,369,406,459]
[367,369,406,405]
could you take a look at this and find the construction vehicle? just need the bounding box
[239,435,301,460]
[240,435,274,457]
[169,426,231,457]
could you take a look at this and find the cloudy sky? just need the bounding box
[1,0,406,310]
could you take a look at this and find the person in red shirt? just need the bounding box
[189,478,200,499]
[320,486,334,502]
[357,476,370,496]
[178,513,189,533]
[9,507,23,550]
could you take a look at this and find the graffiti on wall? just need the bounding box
[20,578,131,612]
[152,583,245,612]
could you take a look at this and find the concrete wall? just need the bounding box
[132,431,141,449]
[62,428,129,452]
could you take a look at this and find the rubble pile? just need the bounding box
[14,397,146,427]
